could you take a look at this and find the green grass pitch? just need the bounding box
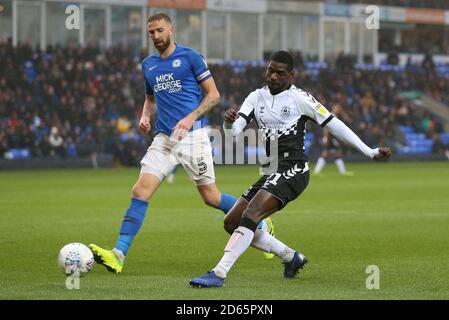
[0,162,448,300]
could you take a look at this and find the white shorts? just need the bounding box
[140,128,215,185]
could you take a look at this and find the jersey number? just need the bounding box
[266,173,282,186]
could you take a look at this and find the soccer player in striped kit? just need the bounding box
[190,51,391,288]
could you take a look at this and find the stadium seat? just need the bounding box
[67,144,78,158]
[440,133,449,145]
[398,128,435,154]
[5,148,32,160]
[399,126,414,134]
[405,133,425,141]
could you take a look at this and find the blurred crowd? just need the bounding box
[210,54,448,157]
[307,53,449,152]
[1,41,448,165]
[0,41,146,165]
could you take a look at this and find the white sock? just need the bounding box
[314,157,326,173]
[335,158,346,174]
[251,229,295,263]
[112,248,125,263]
[213,226,255,278]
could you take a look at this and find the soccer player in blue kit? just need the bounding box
[89,13,273,273]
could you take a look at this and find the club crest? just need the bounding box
[281,106,290,118]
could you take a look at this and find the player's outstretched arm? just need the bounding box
[325,117,391,161]
[222,108,251,137]
[373,147,391,161]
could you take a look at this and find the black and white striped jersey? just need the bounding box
[237,84,334,162]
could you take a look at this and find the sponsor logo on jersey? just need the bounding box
[153,73,182,93]
[259,106,265,113]
[315,104,329,116]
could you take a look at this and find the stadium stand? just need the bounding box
[1,41,448,165]
[324,0,449,10]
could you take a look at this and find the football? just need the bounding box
[57,243,94,277]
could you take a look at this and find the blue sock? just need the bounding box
[218,193,264,229]
[115,198,148,255]
[218,193,237,214]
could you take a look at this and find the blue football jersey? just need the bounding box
[141,44,212,135]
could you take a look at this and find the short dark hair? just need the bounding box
[148,13,172,24]
[270,51,294,71]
